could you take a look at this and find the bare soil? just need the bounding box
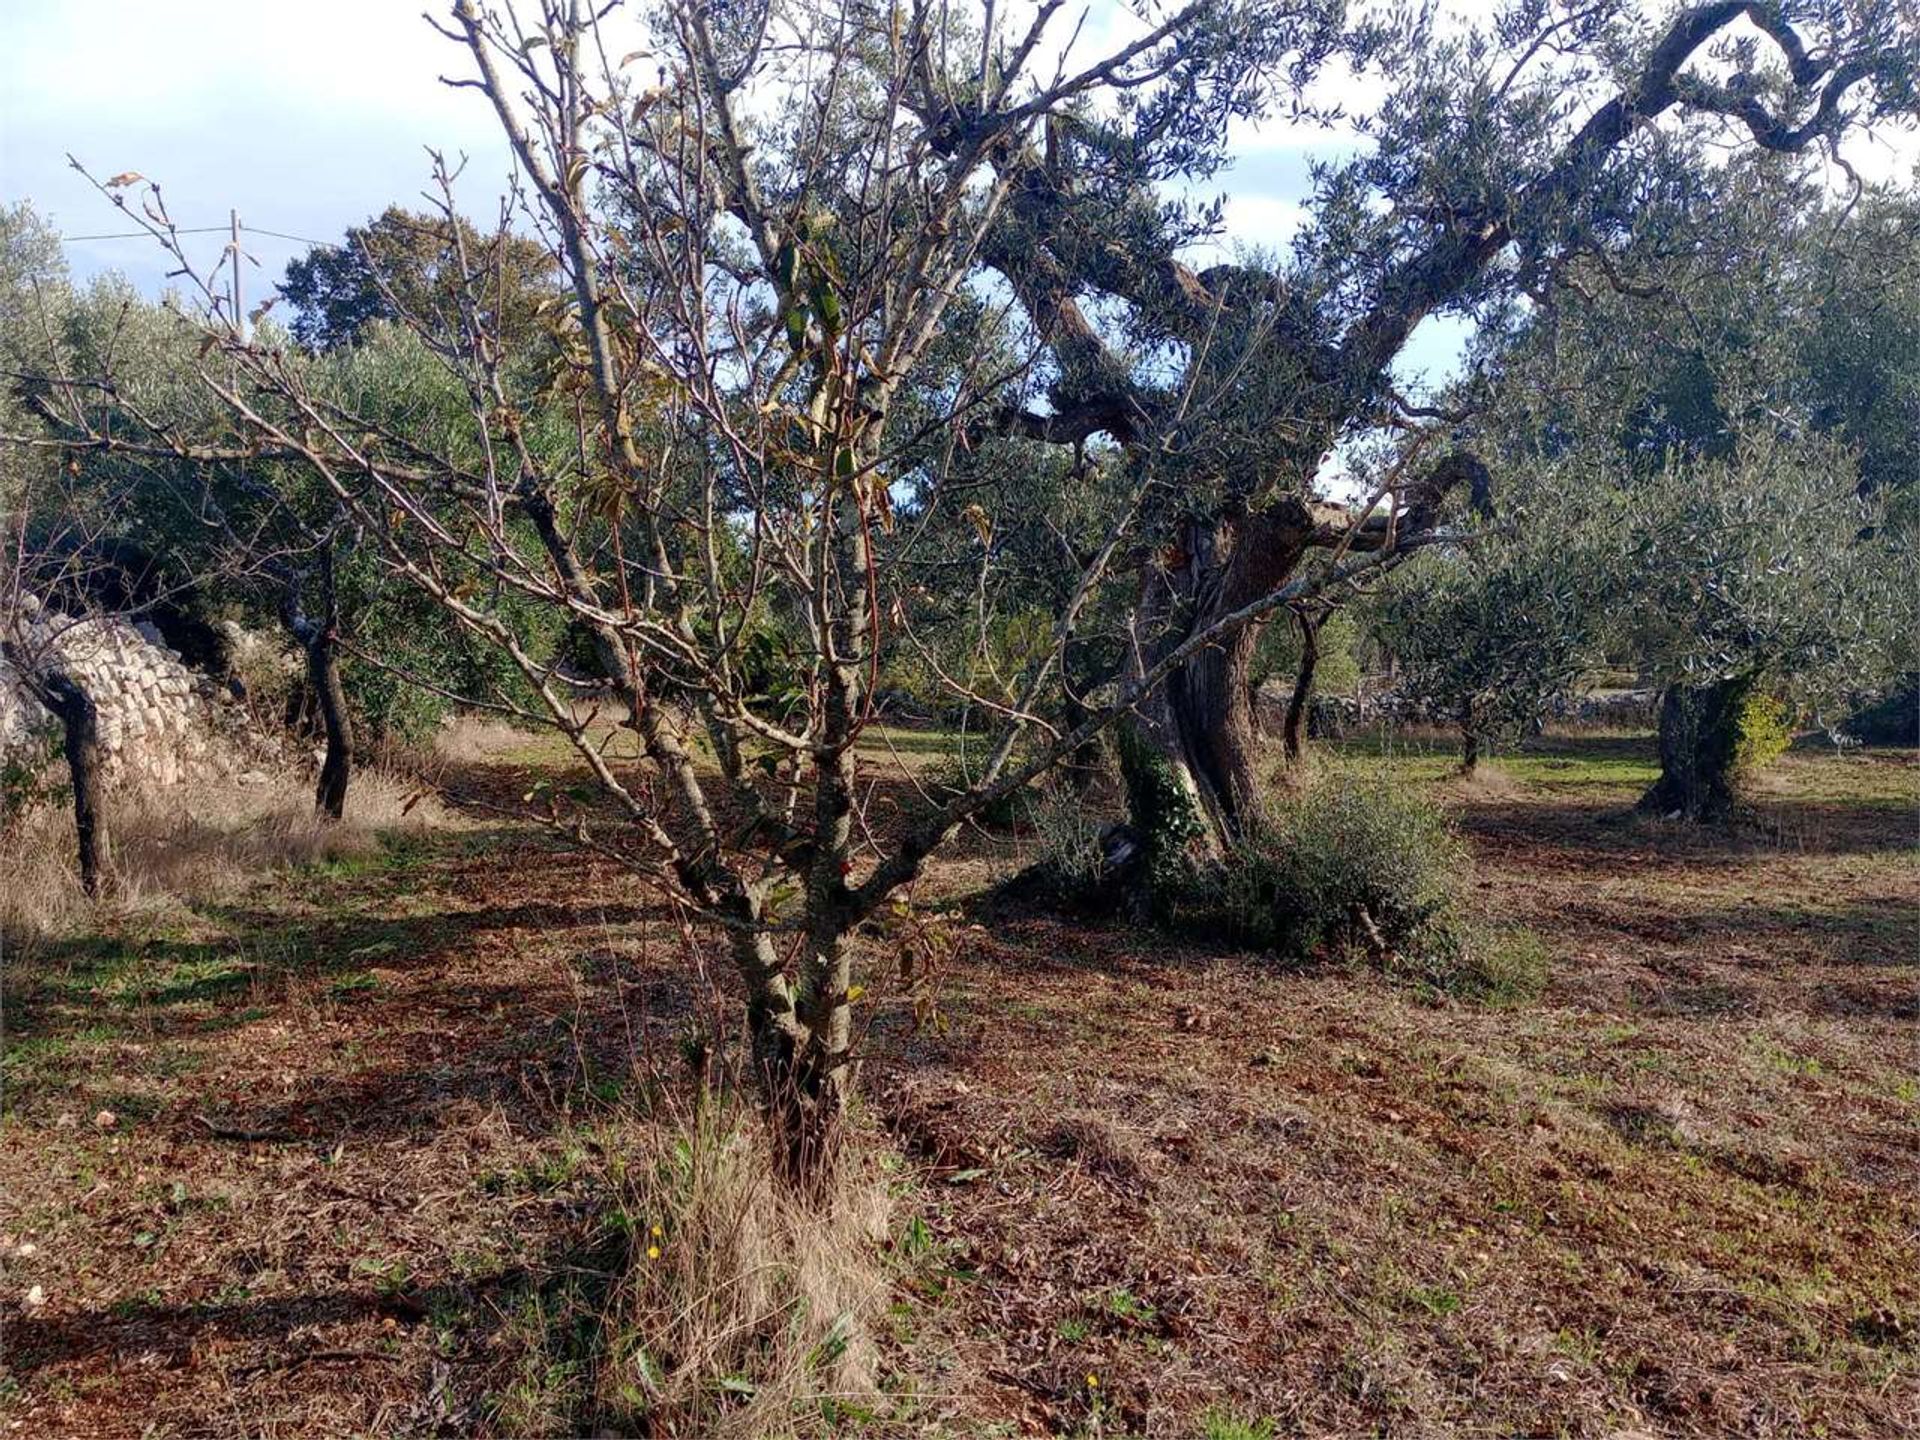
[2,735,1915,1438]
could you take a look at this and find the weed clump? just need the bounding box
[1025,765,1548,1003]
[588,1093,893,1437]
[1027,792,1116,899]
[1203,771,1464,960]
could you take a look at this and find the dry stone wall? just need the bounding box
[1,599,272,788]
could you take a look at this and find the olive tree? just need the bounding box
[1625,436,1902,818]
[1466,160,1919,816]
[970,0,1915,859]
[1375,477,1621,771]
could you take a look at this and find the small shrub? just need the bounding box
[1389,923,1550,1005]
[1184,769,1545,1002]
[1732,689,1793,773]
[1027,794,1113,899]
[1204,770,1464,959]
[1201,1409,1278,1440]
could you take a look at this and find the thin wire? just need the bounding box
[59,223,339,247]
[60,226,228,241]
[239,225,339,248]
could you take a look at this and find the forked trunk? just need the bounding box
[1282,613,1320,764]
[305,629,353,821]
[41,668,111,897]
[1640,677,1752,823]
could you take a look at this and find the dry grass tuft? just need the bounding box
[1433,761,1527,801]
[0,763,444,946]
[432,712,545,765]
[588,1094,894,1437]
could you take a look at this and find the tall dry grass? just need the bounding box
[0,763,445,946]
[493,1083,899,1438]
[593,1093,893,1436]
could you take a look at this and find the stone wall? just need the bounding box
[1,599,271,789]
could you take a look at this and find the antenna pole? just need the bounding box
[230,209,244,337]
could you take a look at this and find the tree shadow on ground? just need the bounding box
[4,1219,636,1436]
[1457,796,1914,859]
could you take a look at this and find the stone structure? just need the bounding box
[1,598,270,789]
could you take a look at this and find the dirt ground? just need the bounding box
[2,733,1915,1438]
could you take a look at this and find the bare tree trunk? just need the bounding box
[1640,677,1751,822]
[1282,612,1320,764]
[305,628,353,821]
[40,668,111,897]
[1460,727,1480,775]
[282,547,352,822]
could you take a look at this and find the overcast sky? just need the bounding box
[4,2,1913,398]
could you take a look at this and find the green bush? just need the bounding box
[1732,688,1793,772]
[0,722,67,832]
[1202,770,1465,960]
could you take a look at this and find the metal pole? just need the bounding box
[230,209,243,337]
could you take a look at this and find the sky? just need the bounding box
[0,1,1481,385]
[3,1,1913,400]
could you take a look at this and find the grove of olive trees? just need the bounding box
[2,3,1915,1434]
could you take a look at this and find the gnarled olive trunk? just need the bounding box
[1640,677,1754,823]
[1120,503,1322,863]
[1459,700,1482,774]
[282,550,352,822]
[1460,726,1481,775]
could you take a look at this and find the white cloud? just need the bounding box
[1,1,512,293]
[4,0,1910,311]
